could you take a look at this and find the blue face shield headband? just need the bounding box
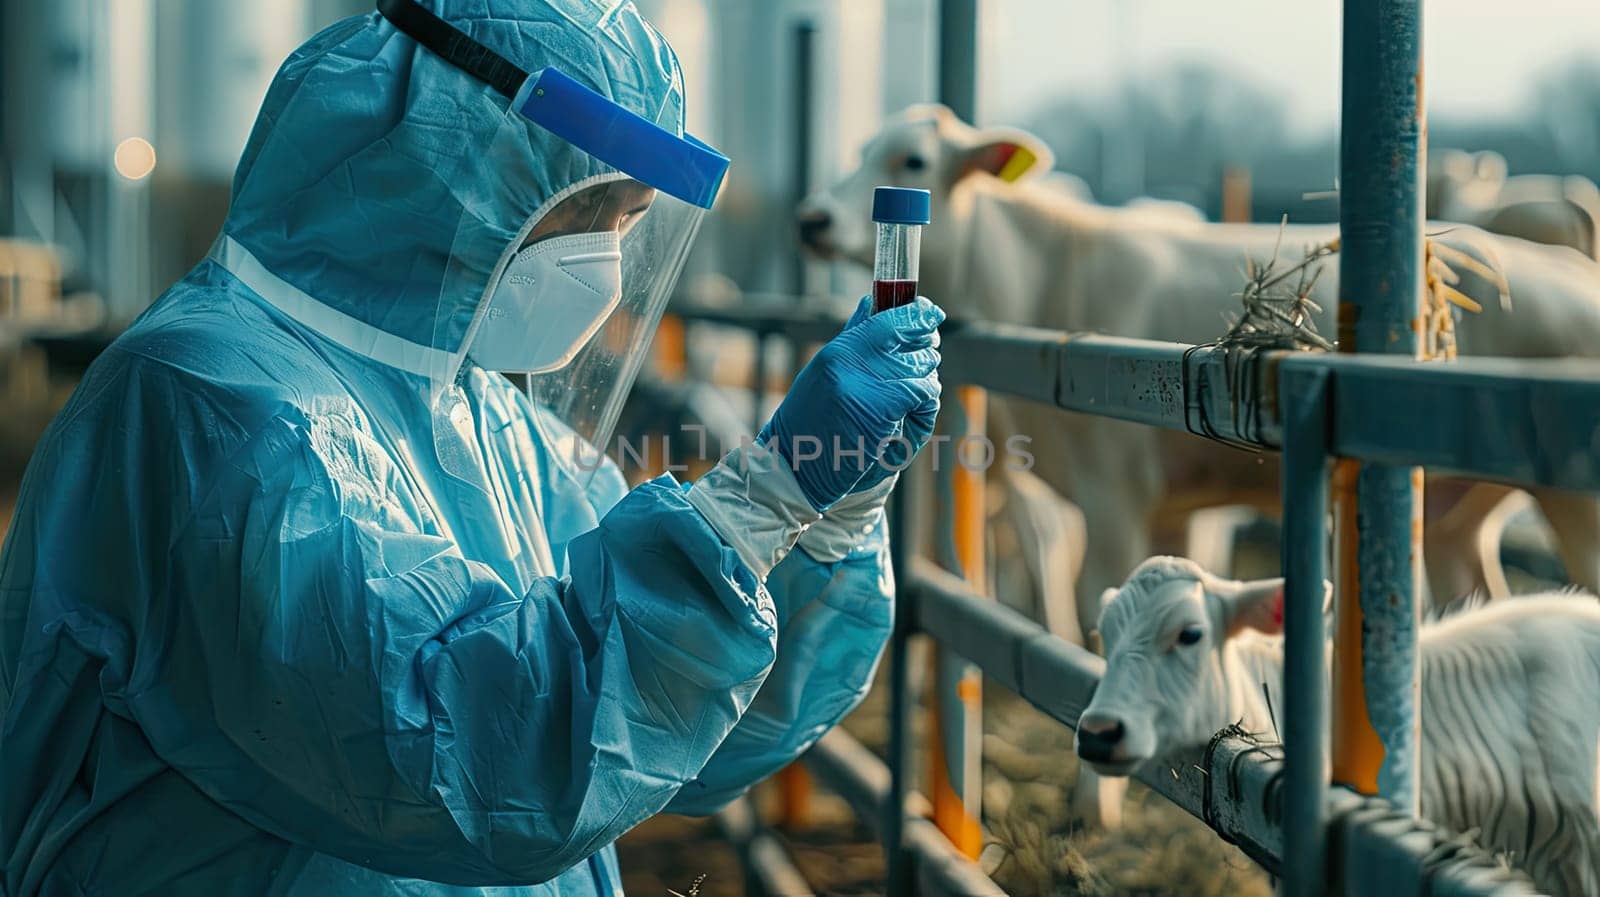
[376,0,729,483]
[375,0,728,211]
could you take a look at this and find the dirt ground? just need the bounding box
[619,811,885,897]
[618,815,748,897]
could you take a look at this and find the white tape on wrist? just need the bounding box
[798,475,897,563]
[686,444,823,580]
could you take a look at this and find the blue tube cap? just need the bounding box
[872,187,932,225]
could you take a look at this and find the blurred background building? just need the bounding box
[0,0,1595,489]
[2,0,370,319]
[5,0,1599,322]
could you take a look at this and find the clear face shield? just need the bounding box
[481,174,705,476]
[376,1,727,486]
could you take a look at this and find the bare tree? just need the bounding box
[1533,58,1600,173]
[1023,60,1290,203]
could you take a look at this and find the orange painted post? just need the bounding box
[775,764,813,830]
[1221,166,1253,224]
[1329,460,1385,794]
[928,385,987,859]
[951,387,988,590]
[653,313,688,381]
[770,324,814,830]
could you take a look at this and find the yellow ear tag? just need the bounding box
[997,145,1038,183]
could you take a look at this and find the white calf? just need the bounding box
[1077,556,1600,897]
[1429,149,1511,224]
[800,104,1600,637]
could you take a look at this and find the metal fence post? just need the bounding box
[886,459,928,897]
[1333,0,1426,811]
[1281,364,1333,897]
[937,0,979,125]
[752,330,812,829]
[749,332,770,439]
[790,21,817,298]
[927,386,987,859]
[922,0,987,868]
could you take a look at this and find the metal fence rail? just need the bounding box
[681,304,1600,486]
[714,798,816,897]
[1309,353,1600,488]
[803,729,1007,897]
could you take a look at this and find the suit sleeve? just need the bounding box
[138,411,779,887]
[665,496,894,816]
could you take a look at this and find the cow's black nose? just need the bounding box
[797,210,832,247]
[1076,715,1126,762]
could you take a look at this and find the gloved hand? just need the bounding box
[759,295,943,511]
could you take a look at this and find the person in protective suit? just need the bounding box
[0,1,943,895]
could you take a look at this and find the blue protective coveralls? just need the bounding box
[0,3,894,894]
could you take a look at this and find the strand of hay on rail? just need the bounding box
[1219,218,1511,361]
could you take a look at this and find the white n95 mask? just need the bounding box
[468,229,625,374]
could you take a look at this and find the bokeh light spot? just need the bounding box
[114,137,157,181]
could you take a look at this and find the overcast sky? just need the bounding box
[981,0,1600,134]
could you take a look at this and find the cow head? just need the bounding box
[1428,148,1508,222]
[1074,557,1291,777]
[797,105,1055,268]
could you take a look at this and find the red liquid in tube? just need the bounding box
[872,279,919,314]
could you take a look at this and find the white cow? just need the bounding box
[799,104,1600,639]
[1431,148,1600,261]
[1076,556,1600,897]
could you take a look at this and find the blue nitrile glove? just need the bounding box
[759,295,944,511]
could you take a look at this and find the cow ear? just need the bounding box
[1473,150,1508,185]
[1223,579,1284,637]
[954,128,1054,185]
[1087,587,1118,655]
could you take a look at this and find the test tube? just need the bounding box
[871,187,932,314]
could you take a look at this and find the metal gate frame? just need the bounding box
[664,0,1597,894]
[677,306,1581,895]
